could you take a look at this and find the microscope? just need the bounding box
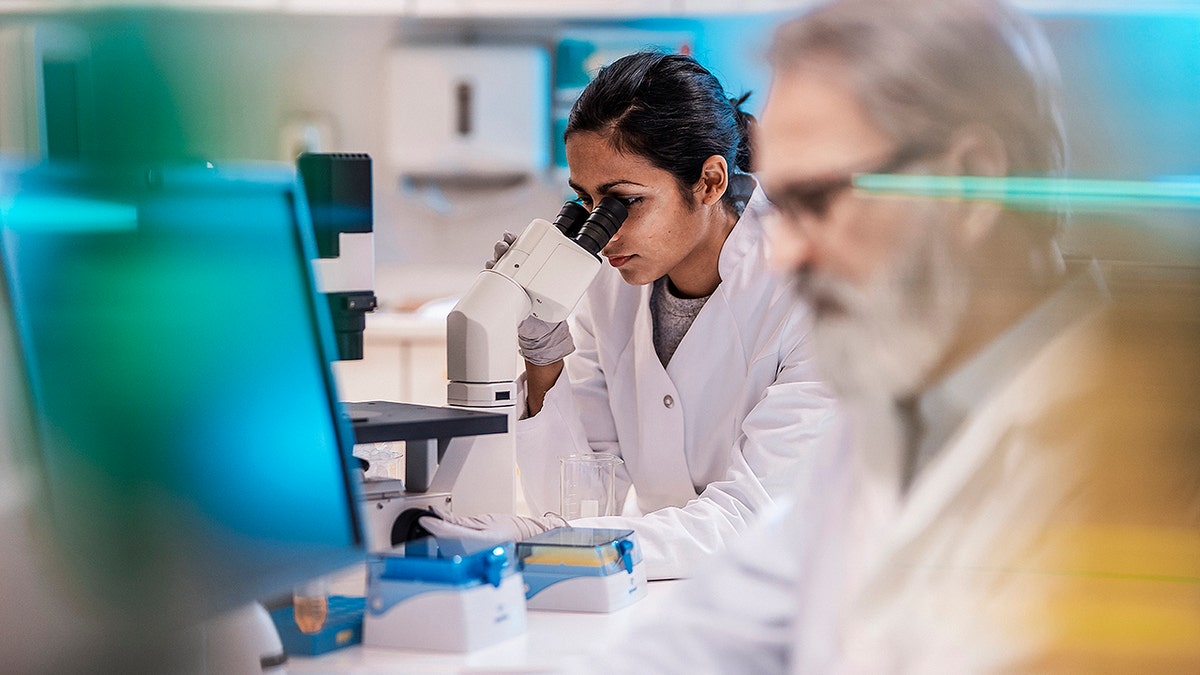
[295,153,626,548]
[447,197,627,407]
[435,197,627,525]
[295,153,506,552]
[212,163,625,669]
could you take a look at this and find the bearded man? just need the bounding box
[577,0,1200,671]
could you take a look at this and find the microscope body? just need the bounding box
[439,199,626,519]
[447,217,602,408]
[446,198,626,409]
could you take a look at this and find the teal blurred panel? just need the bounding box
[0,194,137,232]
[0,162,362,623]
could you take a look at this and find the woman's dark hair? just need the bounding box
[565,51,754,213]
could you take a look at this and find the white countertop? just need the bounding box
[288,579,676,674]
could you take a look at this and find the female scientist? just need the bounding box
[424,51,837,579]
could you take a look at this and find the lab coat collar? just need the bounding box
[902,258,1109,491]
[716,178,769,286]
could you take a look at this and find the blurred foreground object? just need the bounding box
[0,161,364,671]
[763,0,1200,668]
[760,0,1200,667]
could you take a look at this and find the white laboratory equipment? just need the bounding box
[202,604,289,674]
[362,538,526,652]
[446,196,628,408]
[437,197,626,523]
[517,527,647,613]
[387,45,550,180]
[296,152,510,546]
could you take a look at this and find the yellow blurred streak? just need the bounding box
[1045,524,1200,581]
[1032,576,1200,665]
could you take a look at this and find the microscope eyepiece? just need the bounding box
[553,200,590,237]
[573,196,628,258]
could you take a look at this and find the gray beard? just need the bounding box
[797,221,970,400]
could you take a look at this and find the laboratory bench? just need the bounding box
[287,578,677,673]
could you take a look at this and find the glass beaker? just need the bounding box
[559,453,623,520]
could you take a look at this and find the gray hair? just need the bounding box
[770,0,1067,229]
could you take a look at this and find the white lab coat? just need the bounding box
[515,185,838,580]
[576,265,1200,673]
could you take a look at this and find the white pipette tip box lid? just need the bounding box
[516,527,648,612]
[362,536,527,652]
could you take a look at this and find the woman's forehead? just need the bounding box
[565,132,674,193]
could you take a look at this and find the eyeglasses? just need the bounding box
[765,143,933,224]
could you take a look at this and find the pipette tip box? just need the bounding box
[516,527,647,612]
[362,537,526,652]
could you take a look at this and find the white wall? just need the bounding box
[9,8,1196,305]
[103,13,573,308]
[0,11,795,307]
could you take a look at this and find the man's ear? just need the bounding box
[945,123,1008,178]
[944,124,1008,246]
[696,155,730,207]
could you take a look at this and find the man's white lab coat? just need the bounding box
[516,186,838,580]
[580,264,1200,672]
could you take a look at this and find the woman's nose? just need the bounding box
[600,231,621,253]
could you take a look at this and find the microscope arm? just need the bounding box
[446,217,602,408]
[437,198,624,518]
[446,268,531,407]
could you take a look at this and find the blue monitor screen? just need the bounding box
[0,162,363,622]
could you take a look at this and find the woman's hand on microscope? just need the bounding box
[485,231,575,366]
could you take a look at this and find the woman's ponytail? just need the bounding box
[729,92,756,173]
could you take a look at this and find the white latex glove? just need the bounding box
[483,231,517,271]
[517,316,575,366]
[419,506,568,543]
[486,230,575,366]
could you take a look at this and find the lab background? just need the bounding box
[0,1,1197,670]
[2,1,1196,408]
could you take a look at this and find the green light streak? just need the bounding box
[852,174,1200,211]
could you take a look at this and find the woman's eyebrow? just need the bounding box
[567,179,648,195]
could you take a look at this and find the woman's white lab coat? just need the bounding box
[515,185,837,579]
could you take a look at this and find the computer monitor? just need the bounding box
[0,161,364,626]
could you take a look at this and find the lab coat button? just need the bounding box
[663,395,674,409]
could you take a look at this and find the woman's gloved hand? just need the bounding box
[483,231,517,271]
[487,231,575,366]
[418,506,568,542]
